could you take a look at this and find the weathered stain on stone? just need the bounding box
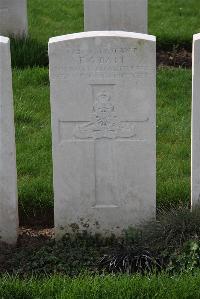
[69,223,80,232]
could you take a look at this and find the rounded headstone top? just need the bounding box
[49,31,156,44]
[0,36,9,44]
[193,33,200,41]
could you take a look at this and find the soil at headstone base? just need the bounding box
[157,48,191,68]
[19,207,54,228]
[0,227,54,275]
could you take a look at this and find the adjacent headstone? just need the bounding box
[49,31,156,238]
[84,0,148,33]
[0,0,28,37]
[192,34,200,207]
[0,36,18,244]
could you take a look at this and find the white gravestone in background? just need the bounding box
[0,0,28,37]
[0,36,18,244]
[84,0,148,33]
[192,33,200,207]
[49,31,156,238]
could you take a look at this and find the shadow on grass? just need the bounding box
[19,204,54,228]
[10,37,48,68]
[156,38,192,52]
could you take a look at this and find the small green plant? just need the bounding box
[98,206,200,275]
[167,240,200,273]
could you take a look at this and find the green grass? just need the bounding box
[13,67,52,219]
[28,0,83,43]
[13,67,191,217]
[10,0,200,67]
[28,0,200,45]
[149,0,200,47]
[1,272,200,299]
[157,67,191,208]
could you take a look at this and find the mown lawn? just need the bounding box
[28,0,200,45]
[149,0,200,47]
[1,272,200,299]
[13,67,191,217]
[157,67,191,208]
[13,68,52,219]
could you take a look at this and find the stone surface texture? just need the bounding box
[0,0,28,37]
[192,34,200,207]
[49,31,156,238]
[0,36,18,244]
[84,0,148,33]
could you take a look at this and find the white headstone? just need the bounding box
[49,31,156,238]
[84,0,148,33]
[192,34,200,207]
[0,0,28,37]
[0,36,18,244]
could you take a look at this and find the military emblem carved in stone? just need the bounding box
[74,91,135,139]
